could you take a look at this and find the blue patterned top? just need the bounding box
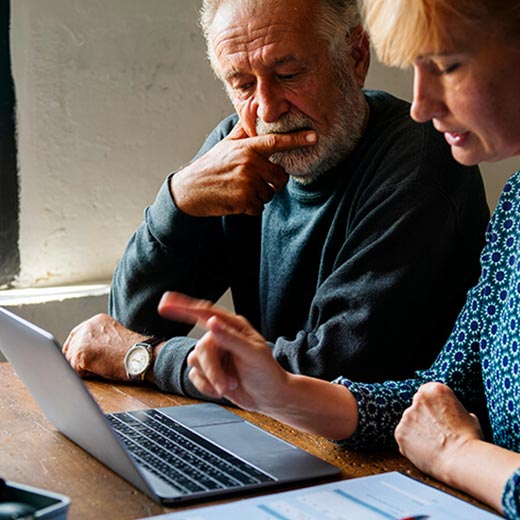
[339,170,520,519]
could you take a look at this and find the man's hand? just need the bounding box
[170,123,317,216]
[63,313,149,381]
[394,382,484,482]
[158,291,289,412]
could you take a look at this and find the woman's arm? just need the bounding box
[452,441,520,514]
[159,291,359,439]
[159,291,520,515]
[395,382,520,515]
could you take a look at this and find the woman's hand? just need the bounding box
[158,291,290,412]
[395,382,483,482]
[158,291,359,439]
[188,313,291,413]
[395,382,520,514]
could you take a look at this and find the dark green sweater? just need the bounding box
[110,90,489,398]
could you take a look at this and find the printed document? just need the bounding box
[141,471,502,520]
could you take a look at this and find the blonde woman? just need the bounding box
[158,1,520,516]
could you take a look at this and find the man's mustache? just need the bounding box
[256,113,316,136]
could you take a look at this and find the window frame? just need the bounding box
[0,0,19,288]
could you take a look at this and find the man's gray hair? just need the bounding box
[200,0,361,71]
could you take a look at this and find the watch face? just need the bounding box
[126,346,151,376]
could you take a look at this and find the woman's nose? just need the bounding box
[410,67,446,123]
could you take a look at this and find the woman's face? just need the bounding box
[410,20,520,165]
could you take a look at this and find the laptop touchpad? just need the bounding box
[195,421,309,479]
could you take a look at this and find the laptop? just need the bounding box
[0,307,340,505]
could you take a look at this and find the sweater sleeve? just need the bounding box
[109,179,229,394]
[110,117,238,395]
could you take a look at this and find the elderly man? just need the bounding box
[64,0,488,399]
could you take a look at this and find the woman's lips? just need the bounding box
[444,131,470,147]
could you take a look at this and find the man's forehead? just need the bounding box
[221,54,302,80]
[210,17,320,78]
[209,1,318,52]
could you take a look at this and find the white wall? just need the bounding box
[10,0,232,288]
[10,1,517,291]
[3,1,517,358]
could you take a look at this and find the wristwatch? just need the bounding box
[124,337,163,381]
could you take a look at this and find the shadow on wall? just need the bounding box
[0,293,108,361]
[0,289,235,362]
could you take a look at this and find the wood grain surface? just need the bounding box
[0,363,492,519]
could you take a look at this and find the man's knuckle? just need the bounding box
[263,134,277,149]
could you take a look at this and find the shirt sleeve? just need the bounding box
[336,208,500,449]
[503,468,520,519]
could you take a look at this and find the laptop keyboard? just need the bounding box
[107,409,274,495]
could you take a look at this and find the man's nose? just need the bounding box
[255,80,291,123]
[410,68,446,123]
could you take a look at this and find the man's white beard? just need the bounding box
[255,75,367,184]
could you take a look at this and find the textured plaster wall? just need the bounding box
[10,0,231,288]
[1,1,516,360]
[8,0,514,290]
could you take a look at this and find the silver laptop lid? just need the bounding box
[0,307,340,504]
[0,307,158,500]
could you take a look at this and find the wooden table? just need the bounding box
[0,362,490,519]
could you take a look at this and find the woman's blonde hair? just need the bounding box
[362,0,520,68]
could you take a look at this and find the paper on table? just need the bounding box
[140,471,502,520]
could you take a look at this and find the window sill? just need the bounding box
[0,282,110,306]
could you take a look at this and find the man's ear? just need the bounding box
[348,26,371,87]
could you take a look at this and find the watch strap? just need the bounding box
[139,336,164,349]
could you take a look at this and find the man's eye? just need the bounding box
[236,82,254,91]
[278,73,297,81]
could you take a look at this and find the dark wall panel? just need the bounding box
[0,0,19,287]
